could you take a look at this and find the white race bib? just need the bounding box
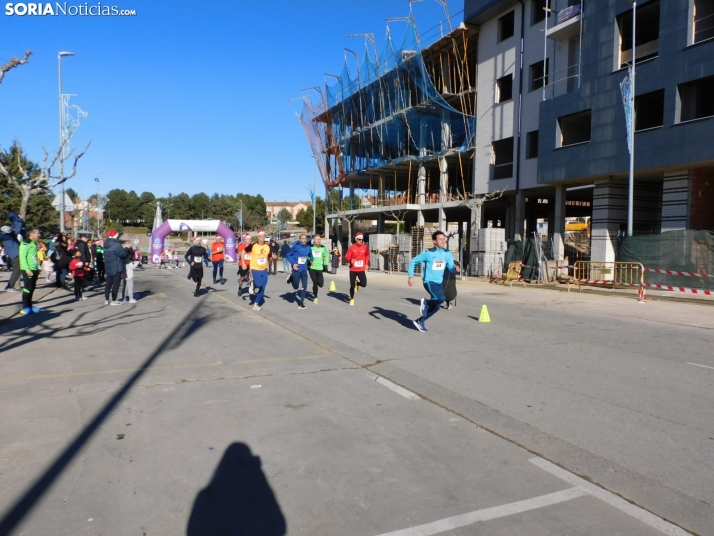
[432,260,445,271]
[354,260,364,268]
[244,253,251,260]
[194,256,203,262]
[257,257,267,266]
[298,257,307,265]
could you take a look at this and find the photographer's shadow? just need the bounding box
[187,442,286,536]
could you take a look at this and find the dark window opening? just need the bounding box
[531,0,552,24]
[635,89,665,131]
[693,0,714,43]
[499,11,515,42]
[557,110,591,147]
[526,130,539,159]
[618,0,660,68]
[496,75,513,102]
[529,59,549,91]
[678,75,714,122]
[492,137,514,179]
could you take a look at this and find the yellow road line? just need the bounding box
[0,354,336,383]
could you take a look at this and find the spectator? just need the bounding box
[103,229,129,305]
[76,234,93,288]
[268,238,279,275]
[69,249,87,301]
[0,211,24,291]
[330,248,341,275]
[280,240,290,273]
[19,227,41,314]
[51,236,71,289]
[124,251,139,303]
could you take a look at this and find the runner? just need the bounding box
[243,229,275,311]
[236,233,252,297]
[18,227,41,314]
[185,237,210,297]
[211,235,226,284]
[308,234,329,304]
[344,232,369,306]
[407,230,460,333]
[286,233,313,309]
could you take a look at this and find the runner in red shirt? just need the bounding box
[344,232,369,306]
[236,233,252,296]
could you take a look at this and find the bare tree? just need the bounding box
[456,189,506,235]
[0,51,32,85]
[335,208,358,244]
[0,140,91,219]
[385,209,408,235]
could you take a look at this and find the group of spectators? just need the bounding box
[0,209,143,314]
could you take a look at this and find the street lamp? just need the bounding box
[95,171,103,237]
[58,51,75,233]
[627,1,636,237]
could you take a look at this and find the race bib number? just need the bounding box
[257,257,267,266]
[353,260,364,268]
[298,257,307,265]
[194,256,203,262]
[244,253,251,261]
[77,262,83,267]
[432,260,445,271]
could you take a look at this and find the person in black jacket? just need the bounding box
[185,237,209,297]
[103,230,129,305]
[76,234,93,288]
[51,236,71,289]
[268,238,279,275]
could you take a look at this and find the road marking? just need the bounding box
[373,487,587,536]
[687,362,714,370]
[529,457,692,535]
[366,373,420,400]
[0,354,335,383]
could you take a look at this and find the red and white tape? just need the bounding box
[643,283,713,296]
[643,267,713,278]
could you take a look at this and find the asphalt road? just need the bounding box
[0,265,711,535]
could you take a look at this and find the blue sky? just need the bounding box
[1,0,460,202]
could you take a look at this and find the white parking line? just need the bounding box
[366,373,421,400]
[687,362,714,370]
[373,487,587,536]
[529,457,692,535]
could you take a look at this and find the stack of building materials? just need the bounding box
[470,228,506,277]
[409,227,425,274]
[369,234,396,252]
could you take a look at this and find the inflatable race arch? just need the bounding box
[150,220,237,264]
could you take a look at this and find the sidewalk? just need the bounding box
[0,272,62,325]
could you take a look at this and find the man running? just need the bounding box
[308,234,329,304]
[408,230,460,333]
[344,232,369,306]
[18,227,41,314]
[286,234,313,310]
[236,233,252,297]
[211,235,226,284]
[243,229,275,311]
[185,236,210,297]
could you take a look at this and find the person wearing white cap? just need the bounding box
[185,236,210,297]
[243,229,275,311]
[344,232,370,306]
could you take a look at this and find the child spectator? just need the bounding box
[173,251,179,268]
[330,248,341,275]
[69,250,87,301]
[124,252,139,303]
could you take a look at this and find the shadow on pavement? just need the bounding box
[327,292,350,303]
[186,443,287,536]
[369,306,416,330]
[404,297,421,306]
[0,300,213,534]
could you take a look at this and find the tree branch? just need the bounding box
[0,50,32,85]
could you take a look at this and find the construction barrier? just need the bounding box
[639,266,714,298]
[567,261,645,300]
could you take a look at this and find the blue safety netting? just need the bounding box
[299,16,476,189]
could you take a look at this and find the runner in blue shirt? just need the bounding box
[408,230,460,332]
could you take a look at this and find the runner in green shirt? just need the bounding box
[308,234,330,304]
[19,227,41,314]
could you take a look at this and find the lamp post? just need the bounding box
[95,171,103,237]
[58,51,75,233]
[627,1,636,237]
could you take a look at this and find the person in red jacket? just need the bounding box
[69,249,88,301]
[344,232,369,306]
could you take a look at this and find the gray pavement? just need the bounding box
[0,266,710,535]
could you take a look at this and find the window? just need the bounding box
[635,89,665,131]
[557,110,591,147]
[677,75,714,122]
[492,137,514,179]
[617,1,660,69]
[531,0,551,25]
[693,0,714,43]
[498,11,515,42]
[496,75,513,102]
[529,59,549,91]
[526,130,539,159]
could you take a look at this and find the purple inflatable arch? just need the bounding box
[150,220,237,264]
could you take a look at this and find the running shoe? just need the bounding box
[104,299,110,305]
[349,299,355,306]
[297,303,306,310]
[313,298,318,305]
[31,307,41,313]
[82,297,89,300]
[110,300,123,306]
[252,304,261,311]
[286,274,292,285]
[19,307,32,315]
[355,283,359,293]
[129,299,137,304]
[420,298,428,319]
[6,287,19,293]
[413,319,427,332]
[249,281,255,295]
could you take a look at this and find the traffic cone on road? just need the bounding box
[328,280,337,292]
[478,304,491,323]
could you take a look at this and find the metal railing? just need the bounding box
[567,261,645,297]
